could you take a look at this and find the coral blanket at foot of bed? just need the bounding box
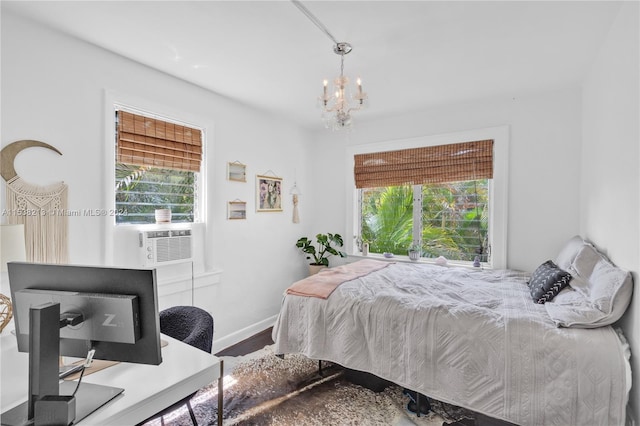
[286,259,393,299]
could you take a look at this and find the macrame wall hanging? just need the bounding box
[1,140,69,264]
[290,181,301,224]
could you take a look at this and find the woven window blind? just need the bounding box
[354,139,493,189]
[117,110,202,172]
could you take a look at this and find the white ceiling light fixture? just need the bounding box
[292,1,368,131]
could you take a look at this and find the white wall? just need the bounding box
[309,88,583,273]
[581,2,639,422]
[1,11,314,351]
[2,5,637,421]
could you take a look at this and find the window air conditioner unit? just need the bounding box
[139,229,193,267]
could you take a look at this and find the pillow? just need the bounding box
[545,244,633,328]
[544,288,609,328]
[589,255,633,315]
[571,244,633,313]
[528,260,572,304]
[555,235,586,271]
[571,243,601,280]
[545,281,633,328]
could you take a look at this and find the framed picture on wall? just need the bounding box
[227,200,247,220]
[256,175,283,212]
[227,161,247,182]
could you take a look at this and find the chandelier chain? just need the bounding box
[290,0,338,45]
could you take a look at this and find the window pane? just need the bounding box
[359,179,489,262]
[115,163,196,224]
[421,180,489,262]
[361,185,414,255]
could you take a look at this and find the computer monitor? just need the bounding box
[7,262,162,365]
[3,262,163,425]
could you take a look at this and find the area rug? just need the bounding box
[141,345,475,426]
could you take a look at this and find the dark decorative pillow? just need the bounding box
[528,260,572,304]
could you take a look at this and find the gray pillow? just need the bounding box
[528,260,572,304]
[555,235,586,271]
[545,244,633,328]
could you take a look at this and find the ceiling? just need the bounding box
[3,1,622,131]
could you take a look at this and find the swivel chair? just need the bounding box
[160,305,213,354]
[145,306,214,425]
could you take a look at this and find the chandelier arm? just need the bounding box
[291,0,338,45]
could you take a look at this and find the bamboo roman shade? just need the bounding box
[354,139,493,189]
[117,111,202,172]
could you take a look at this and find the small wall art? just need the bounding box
[256,174,283,212]
[227,200,247,220]
[227,161,247,182]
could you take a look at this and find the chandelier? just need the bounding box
[292,0,369,130]
[319,42,368,130]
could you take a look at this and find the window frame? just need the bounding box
[345,126,509,269]
[103,90,209,266]
[113,109,204,225]
[359,179,490,263]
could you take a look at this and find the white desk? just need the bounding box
[1,330,223,425]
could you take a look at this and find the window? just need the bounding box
[348,130,508,269]
[360,179,489,262]
[114,110,203,225]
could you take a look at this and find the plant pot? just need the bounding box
[408,250,420,261]
[308,264,328,276]
[155,209,171,224]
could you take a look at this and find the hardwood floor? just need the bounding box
[214,327,274,357]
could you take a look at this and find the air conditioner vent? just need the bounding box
[140,229,193,266]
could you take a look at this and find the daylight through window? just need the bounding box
[114,110,203,225]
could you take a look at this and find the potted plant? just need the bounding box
[408,242,422,261]
[296,233,347,275]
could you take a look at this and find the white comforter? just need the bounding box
[272,262,630,426]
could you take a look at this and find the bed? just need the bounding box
[272,236,633,426]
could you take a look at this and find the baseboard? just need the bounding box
[212,315,277,354]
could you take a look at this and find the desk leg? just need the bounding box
[217,359,224,426]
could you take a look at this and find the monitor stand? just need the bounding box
[1,303,124,426]
[1,383,124,426]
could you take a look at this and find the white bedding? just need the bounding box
[272,262,630,426]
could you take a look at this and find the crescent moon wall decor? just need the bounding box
[1,140,68,264]
[0,140,62,182]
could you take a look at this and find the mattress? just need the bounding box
[272,262,630,426]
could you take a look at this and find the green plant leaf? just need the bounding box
[296,232,345,266]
